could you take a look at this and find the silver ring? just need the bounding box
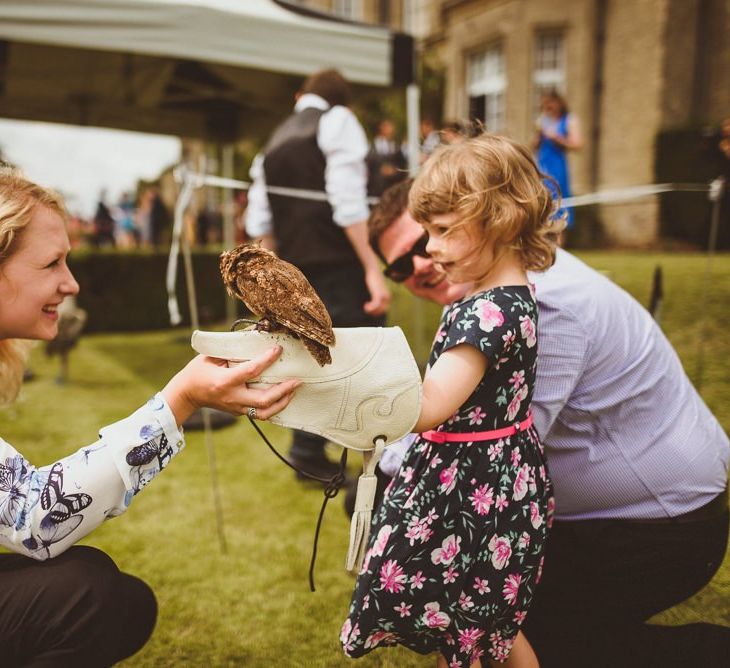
[247,406,257,420]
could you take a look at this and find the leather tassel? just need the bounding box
[346,438,386,572]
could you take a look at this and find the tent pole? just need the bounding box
[222,143,237,323]
[405,83,425,364]
[406,83,421,177]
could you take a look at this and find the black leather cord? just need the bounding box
[247,417,348,591]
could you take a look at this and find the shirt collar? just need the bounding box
[295,93,330,113]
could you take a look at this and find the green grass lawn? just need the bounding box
[1,251,728,667]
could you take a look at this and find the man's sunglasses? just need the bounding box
[383,232,430,282]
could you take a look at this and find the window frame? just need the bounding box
[532,29,567,116]
[333,0,363,21]
[466,41,506,133]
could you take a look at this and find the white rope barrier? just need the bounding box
[169,168,722,329]
[176,167,714,211]
[173,168,381,206]
[562,182,710,208]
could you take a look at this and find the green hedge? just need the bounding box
[68,250,241,332]
[654,127,727,249]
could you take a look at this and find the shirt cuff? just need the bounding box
[333,210,369,228]
[99,393,185,497]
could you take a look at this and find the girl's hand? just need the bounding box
[161,346,300,426]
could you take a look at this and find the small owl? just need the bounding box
[220,244,335,365]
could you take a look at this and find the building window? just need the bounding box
[333,0,363,20]
[467,44,506,133]
[533,30,565,112]
[403,0,430,38]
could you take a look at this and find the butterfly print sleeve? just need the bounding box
[0,393,184,560]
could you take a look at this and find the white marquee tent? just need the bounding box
[0,0,415,141]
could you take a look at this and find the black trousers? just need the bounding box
[522,498,730,667]
[290,264,386,463]
[0,546,157,667]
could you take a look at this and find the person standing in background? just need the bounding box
[365,119,407,197]
[533,90,582,231]
[245,68,389,481]
[92,190,116,248]
[419,117,441,163]
[440,119,468,145]
[114,191,138,248]
[148,185,169,250]
[713,116,730,247]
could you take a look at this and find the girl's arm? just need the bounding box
[414,343,488,433]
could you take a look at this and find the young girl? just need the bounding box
[340,134,563,667]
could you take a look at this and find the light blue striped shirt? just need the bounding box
[530,249,729,520]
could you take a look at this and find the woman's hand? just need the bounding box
[161,346,300,426]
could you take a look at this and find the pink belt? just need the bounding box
[421,413,533,444]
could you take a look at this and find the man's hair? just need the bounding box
[409,132,563,275]
[300,69,352,108]
[0,167,67,404]
[441,120,465,135]
[368,178,413,261]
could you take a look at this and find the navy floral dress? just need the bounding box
[341,286,553,665]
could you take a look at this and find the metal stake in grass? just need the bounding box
[173,168,228,554]
[694,176,725,392]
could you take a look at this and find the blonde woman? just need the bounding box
[0,169,299,665]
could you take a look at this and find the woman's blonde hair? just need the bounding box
[408,132,564,277]
[0,167,68,404]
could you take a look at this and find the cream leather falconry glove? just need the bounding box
[191,326,422,573]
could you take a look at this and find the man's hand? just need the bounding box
[363,268,390,317]
[343,221,391,318]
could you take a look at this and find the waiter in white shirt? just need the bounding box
[245,68,389,482]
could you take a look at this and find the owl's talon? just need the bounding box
[255,318,272,332]
[231,318,258,331]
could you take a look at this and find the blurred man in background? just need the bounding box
[245,68,389,481]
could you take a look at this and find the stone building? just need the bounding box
[299,0,729,246]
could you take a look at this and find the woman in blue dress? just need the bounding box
[533,91,582,229]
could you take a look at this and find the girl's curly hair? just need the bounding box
[408,132,564,277]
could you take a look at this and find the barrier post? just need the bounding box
[170,168,229,554]
[694,176,725,391]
